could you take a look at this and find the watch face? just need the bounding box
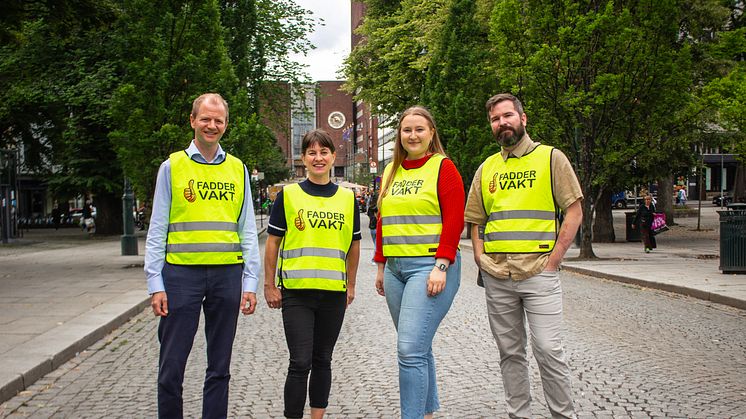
[328,111,345,129]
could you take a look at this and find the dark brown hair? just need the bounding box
[485,93,524,118]
[302,129,335,154]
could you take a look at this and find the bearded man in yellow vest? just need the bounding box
[465,93,583,418]
[144,93,261,419]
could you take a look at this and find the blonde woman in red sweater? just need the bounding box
[374,106,464,419]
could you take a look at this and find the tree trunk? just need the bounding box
[592,188,615,243]
[658,175,674,226]
[93,192,123,235]
[578,190,597,259]
[734,162,745,203]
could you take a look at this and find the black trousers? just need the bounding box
[641,226,657,249]
[157,263,243,419]
[281,289,347,418]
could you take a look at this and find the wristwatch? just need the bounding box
[435,263,448,272]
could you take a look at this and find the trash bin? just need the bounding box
[718,205,746,274]
[625,211,640,242]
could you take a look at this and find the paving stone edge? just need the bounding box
[562,266,746,311]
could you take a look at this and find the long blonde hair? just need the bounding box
[377,106,447,210]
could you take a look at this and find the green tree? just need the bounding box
[0,1,124,234]
[489,0,700,257]
[109,0,239,204]
[343,0,450,117]
[422,0,498,193]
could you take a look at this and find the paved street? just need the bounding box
[2,219,746,418]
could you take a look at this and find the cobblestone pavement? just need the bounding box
[2,233,746,418]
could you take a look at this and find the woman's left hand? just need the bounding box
[427,268,446,297]
[346,287,355,308]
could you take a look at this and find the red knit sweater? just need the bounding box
[374,154,465,264]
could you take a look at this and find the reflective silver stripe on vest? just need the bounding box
[485,231,556,241]
[383,234,441,245]
[488,210,556,222]
[167,243,242,253]
[382,215,442,225]
[168,221,239,233]
[281,248,346,260]
[283,269,346,281]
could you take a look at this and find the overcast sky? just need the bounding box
[290,0,351,81]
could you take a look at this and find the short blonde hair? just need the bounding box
[191,93,229,122]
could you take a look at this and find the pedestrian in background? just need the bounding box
[678,187,687,207]
[465,93,583,418]
[51,201,62,230]
[264,129,361,419]
[144,93,261,419]
[632,194,657,253]
[374,106,464,419]
[81,200,95,234]
[366,197,378,265]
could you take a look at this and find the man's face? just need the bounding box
[190,100,227,149]
[488,100,527,148]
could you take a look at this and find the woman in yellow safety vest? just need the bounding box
[264,129,361,419]
[374,106,464,419]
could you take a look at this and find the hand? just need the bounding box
[427,268,447,297]
[240,292,256,315]
[264,284,282,309]
[346,287,355,308]
[631,224,636,229]
[544,262,559,272]
[375,265,385,296]
[151,291,168,317]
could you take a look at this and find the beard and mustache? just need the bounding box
[493,123,525,147]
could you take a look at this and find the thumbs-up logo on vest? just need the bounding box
[488,172,499,193]
[184,179,196,203]
[294,209,306,231]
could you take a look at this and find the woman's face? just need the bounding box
[645,197,652,205]
[399,114,434,160]
[303,142,335,182]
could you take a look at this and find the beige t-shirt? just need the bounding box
[464,134,583,280]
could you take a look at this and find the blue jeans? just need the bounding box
[384,254,461,418]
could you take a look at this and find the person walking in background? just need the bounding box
[374,106,464,419]
[465,93,583,418]
[678,187,687,207]
[144,93,261,419]
[51,201,62,230]
[263,129,361,419]
[632,194,657,253]
[366,198,378,265]
[81,200,95,234]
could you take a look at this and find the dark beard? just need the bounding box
[493,123,525,147]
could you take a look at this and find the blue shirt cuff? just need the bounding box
[147,275,165,295]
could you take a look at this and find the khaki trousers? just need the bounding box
[483,269,576,419]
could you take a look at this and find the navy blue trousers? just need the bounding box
[157,263,243,419]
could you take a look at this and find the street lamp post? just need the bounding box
[121,178,138,255]
[720,153,724,209]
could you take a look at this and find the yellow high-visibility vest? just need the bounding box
[278,183,354,291]
[381,154,445,257]
[166,151,245,265]
[481,145,557,253]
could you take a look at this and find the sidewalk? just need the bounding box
[0,215,267,403]
[460,204,746,311]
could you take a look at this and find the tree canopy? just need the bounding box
[0,0,314,233]
[343,0,743,257]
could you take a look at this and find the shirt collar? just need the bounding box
[499,134,537,161]
[186,140,226,164]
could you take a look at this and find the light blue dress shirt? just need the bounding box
[144,141,261,294]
